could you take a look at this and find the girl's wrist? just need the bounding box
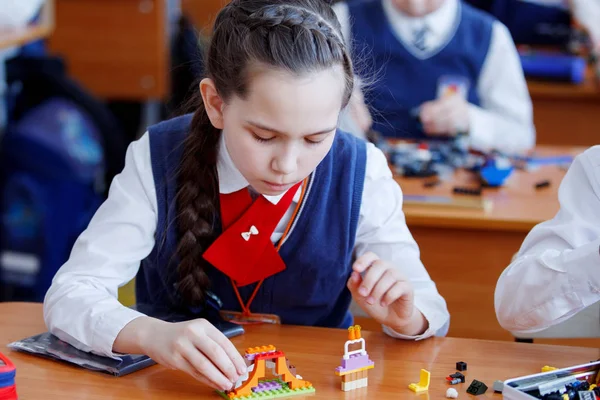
[390,307,428,336]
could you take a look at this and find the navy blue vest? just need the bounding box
[348,0,494,139]
[135,114,367,329]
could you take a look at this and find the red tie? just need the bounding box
[203,182,302,287]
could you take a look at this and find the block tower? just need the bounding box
[218,345,315,400]
[334,325,375,391]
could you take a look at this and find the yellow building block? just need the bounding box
[118,278,136,307]
[408,369,430,393]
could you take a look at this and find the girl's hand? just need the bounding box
[347,252,428,336]
[135,318,247,391]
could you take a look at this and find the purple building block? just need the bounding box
[245,350,277,361]
[252,381,283,393]
[335,353,374,374]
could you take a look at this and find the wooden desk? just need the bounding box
[181,0,227,32]
[390,145,583,342]
[2,302,600,399]
[527,67,600,147]
[47,0,169,100]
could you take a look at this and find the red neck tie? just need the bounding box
[203,182,302,287]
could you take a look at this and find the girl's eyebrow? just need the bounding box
[246,120,337,137]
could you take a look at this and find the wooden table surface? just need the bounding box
[396,145,582,232]
[2,302,600,399]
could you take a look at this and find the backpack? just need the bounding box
[0,55,127,301]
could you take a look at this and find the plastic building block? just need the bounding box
[446,388,459,398]
[466,380,487,395]
[542,365,558,372]
[446,372,465,384]
[493,380,504,392]
[408,369,430,393]
[479,157,514,187]
[453,186,482,196]
[456,361,467,371]
[423,179,441,188]
[218,346,314,400]
[535,180,551,189]
[335,325,374,392]
[578,391,595,400]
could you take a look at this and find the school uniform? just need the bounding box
[43,114,450,358]
[333,0,535,154]
[495,146,600,334]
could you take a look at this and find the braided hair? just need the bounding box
[175,0,355,307]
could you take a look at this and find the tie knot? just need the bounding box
[413,23,429,51]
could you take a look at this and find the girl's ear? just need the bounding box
[200,78,225,130]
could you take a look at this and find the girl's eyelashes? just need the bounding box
[251,132,275,143]
[305,137,325,145]
[250,129,332,145]
[304,131,333,145]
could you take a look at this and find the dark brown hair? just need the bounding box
[175,0,355,306]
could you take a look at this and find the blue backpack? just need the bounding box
[0,55,127,301]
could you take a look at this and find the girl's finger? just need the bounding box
[368,269,397,306]
[357,260,387,298]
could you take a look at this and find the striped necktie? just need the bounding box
[413,23,429,51]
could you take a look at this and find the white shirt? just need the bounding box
[495,146,600,334]
[43,131,450,358]
[333,0,536,155]
[570,0,600,51]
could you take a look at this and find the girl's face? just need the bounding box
[202,66,346,196]
[391,0,445,16]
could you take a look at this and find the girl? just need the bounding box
[495,146,600,334]
[43,0,449,392]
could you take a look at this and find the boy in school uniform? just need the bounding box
[333,0,536,155]
[495,146,600,334]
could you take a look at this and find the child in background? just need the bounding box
[332,0,536,155]
[43,0,450,392]
[495,146,600,334]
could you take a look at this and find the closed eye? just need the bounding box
[251,131,276,143]
[304,131,333,145]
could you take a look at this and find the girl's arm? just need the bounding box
[43,133,158,358]
[353,143,450,339]
[495,147,600,334]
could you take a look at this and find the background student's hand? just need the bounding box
[419,94,470,136]
[347,252,428,336]
[138,318,247,391]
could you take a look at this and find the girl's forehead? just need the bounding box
[231,67,346,135]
